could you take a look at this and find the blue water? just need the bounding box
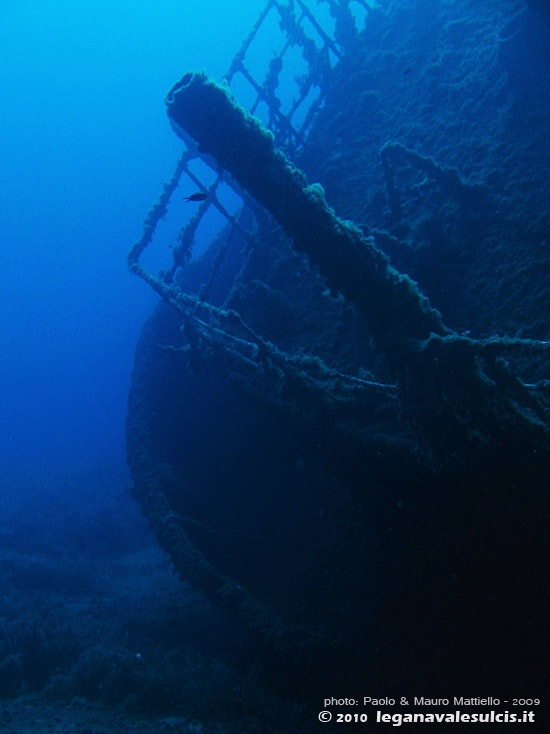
[1,1,548,727]
[0,0,265,472]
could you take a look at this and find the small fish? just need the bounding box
[184,191,208,202]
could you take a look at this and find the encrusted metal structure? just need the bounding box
[127,0,550,693]
[131,65,549,465]
[129,0,369,291]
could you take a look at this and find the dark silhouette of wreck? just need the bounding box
[127,0,549,698]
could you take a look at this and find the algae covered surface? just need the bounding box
[2,0,549,731]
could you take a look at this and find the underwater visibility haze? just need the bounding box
[0,0,264,471]
[1,0,549,731]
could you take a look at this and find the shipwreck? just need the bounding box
[127,0,549,695]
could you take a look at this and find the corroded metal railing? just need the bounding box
[128,0,365,289]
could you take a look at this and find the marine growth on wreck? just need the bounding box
[127,0,549,698]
